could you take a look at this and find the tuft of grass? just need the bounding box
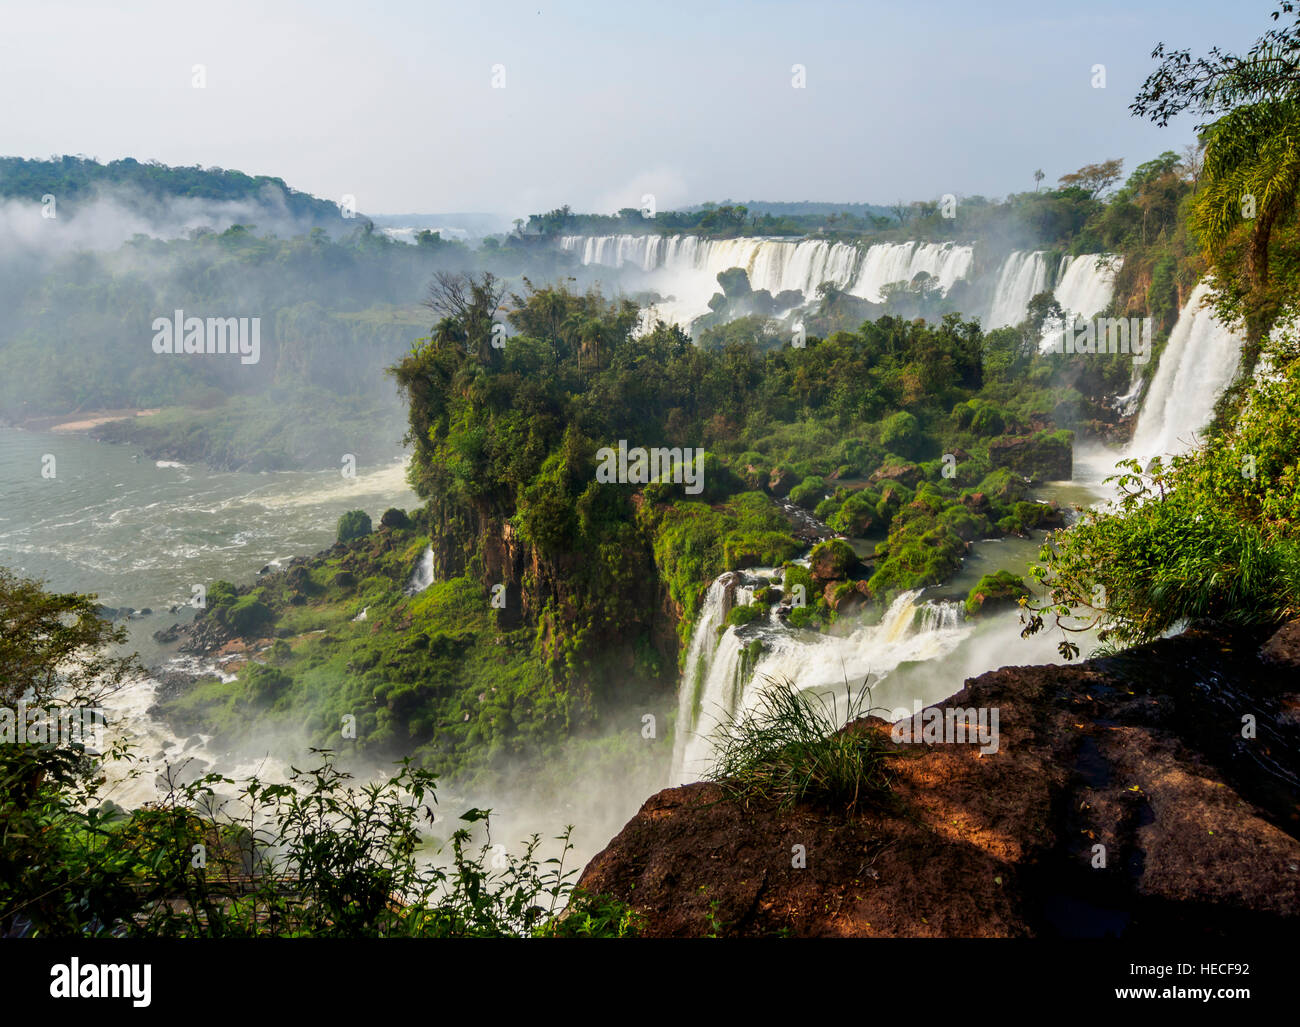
[706,676,898,813]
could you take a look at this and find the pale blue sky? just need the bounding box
[0,0,1264,216]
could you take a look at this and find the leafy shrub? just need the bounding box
[217,595,273,636]
[814,491,845,520]
[781,562,815,599]
[826,491,878,538]
[788,475,827,510]
[242,664,293,702]
[725,603,763,628]
[337,509,373,543]
[968,399,1006,436]
[539,890,643,938]
[880,411,921,458]
[1027,352,1300,655]
[721,531,800,571]
[209,580,239,606]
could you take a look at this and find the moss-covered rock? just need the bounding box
[869,462,923,489]
[809,539,860,584]
[788,475,828,510]
[827,490,879,536]
[988,430,1073,482]
[964,570,1030,616]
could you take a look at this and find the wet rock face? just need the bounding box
[1259,619,1300,731]
[767,467,798,497]
[578,624,1300,937]
[1259,617,1300,668]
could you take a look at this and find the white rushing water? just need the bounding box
[561,234,974,324]
[406,544,435,594]
[987,250,1049,330]
[1124,280,1245,465]
[670,571,973,783]
[849,241,974,302]
[1054,254,1121,321]
[564,235,1123,333]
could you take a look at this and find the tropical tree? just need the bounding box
[1058,159,1125,199]
[1133,2,1300,347]
[1189,97,1300,316]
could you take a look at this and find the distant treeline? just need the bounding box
[523,202,895,239]
[519,155,1190,264]
[0,155,348,228]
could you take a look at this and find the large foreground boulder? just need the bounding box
[578,624,1300,937]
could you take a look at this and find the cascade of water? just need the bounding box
[668,577,734,776]
[1053,254,1121,320]
[561,234,976,322]
[405,545,435,595]
[1125,281,1245,465]
[670,579,972,783]
[847,241,972,302]
[987,251,1049,330]
[563,236,1127,335]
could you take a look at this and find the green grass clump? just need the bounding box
[706,677,897,813]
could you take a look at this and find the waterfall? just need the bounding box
[559,234,664,271]
[669,577,735,776]
[561,234,974,324]
[1053,254,1121,320]
[561,235,1126,335]
[405,545,435,595]
[849,241,973,302]
[1125,281,1245,465]
[987,250,1049,330]
[562,233,864,297]
[670,574,972,784]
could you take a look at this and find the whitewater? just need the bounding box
[668,276,1246,784]
[562,234,1121,331]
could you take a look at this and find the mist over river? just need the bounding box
[0,426,416,662]
[0,424,1111,867]
[0,426,417,809]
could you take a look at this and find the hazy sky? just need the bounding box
[0,0,1262,217]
